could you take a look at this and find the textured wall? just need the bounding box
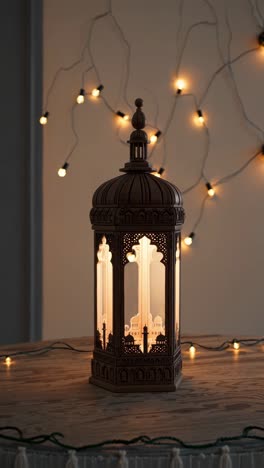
[43,0,264,339]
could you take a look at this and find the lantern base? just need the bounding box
[89,373,182,393]
[89,349,182,392]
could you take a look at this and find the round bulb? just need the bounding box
[184,236,193,246]
[58,168,67,178]
[208,188,215,197]
[76,94,85,104]
[176,79,185,91]
[5,357,11,366]
[39,116,48,125]
[198,115,204,123]
[123,114,129,121]
[189,345,196,354]
[126,252,136,263]
[233,341,240,350]
[150,134,158,144]
[92,88,100,97]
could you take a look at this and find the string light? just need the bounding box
[184,232,195,246]
[189,343,196,356]
[76,88,85,104]
[5,356,11,366]
[196,109,204,123]
[175,78,186,94]
[116,111,129,121]
[58,162,69,178]
[150,130,162,144]
[91,84,104,97]
[206,182,215,197]
[43,1,264,247]
[232,339,240,350]
[39,112,49,125]
[153,167,165,178]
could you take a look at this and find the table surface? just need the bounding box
[0,335,263,447]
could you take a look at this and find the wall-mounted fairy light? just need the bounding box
[150,130,162,144]
[39,0,264,249]
[76,88,85,104]
[91,84,104,97]
[39,111,49,125]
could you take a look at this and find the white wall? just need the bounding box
[43,0,264,339]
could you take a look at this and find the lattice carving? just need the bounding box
[122,232,168,265]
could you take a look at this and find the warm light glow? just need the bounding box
[124,236,165,350]
[5,357,11,366]
[150,134,158,144]
[233,340,240,350]
[76,94,85,104]
[184,236,193,246]
[152,171,161,178]
[39,115,48,125]
[189,345,196,357]
[208,188,215,197]
[175,79,186,91]
[126,251,136,262]
[123,114,129,121]
[198,115,204,123]
[92,88,100,97]
[58,168,67,177]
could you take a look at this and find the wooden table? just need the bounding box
[0,335,263,448]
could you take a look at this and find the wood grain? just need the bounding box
[0,335,263,447]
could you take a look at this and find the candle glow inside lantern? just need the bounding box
[89,98,185,391]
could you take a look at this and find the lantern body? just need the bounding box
[89,100,185,392]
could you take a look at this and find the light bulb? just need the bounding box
[189,344,196,356]
[233,340,240,350]
[92,84,104,97]
[150,134,158,144]
[76,89,85,104]
[58,162,69,178]
[126,251,136,262]
[176,79,186,93]
[39,112,49,125]
[153,167,165,178]
[197,109,204,123]
[184,232,195,246]
[116,111,129,121]
[5,356,11,366]
[206,182,215,197]
[150,130,161,144]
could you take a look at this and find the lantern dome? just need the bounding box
[92,172,182,207]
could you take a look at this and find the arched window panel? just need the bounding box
[175,235,181,346]
[96,236,113,350]
[124,235,165,352]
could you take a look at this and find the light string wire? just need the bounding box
[42,0,264,240]
[0,425,264,451]
[1,337,264,360]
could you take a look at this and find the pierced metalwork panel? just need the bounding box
[122,232,168,265]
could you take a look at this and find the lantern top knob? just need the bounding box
[132,98,145,130]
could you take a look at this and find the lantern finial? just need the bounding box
[120,98,154,172]
[132,98,145,130]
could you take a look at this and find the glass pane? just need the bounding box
[96,236,113,349]
[124,235,165,351]
[175,235,180,346]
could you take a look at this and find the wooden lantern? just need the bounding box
[89,98,185,391]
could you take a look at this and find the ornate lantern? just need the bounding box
[89,98,185,392]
